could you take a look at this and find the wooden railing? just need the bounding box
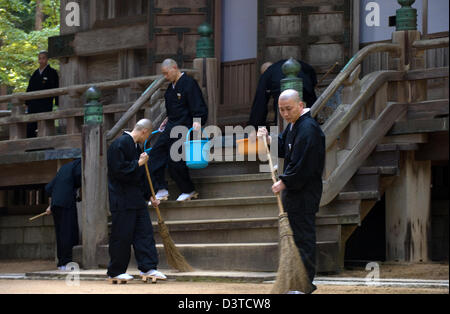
[310,43,402,119]
[0,69,198,155]
[312,38,449,207]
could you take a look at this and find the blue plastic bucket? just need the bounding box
[184,128,210,169]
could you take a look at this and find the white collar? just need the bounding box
[39,64,48,75]
[172,72,184,89]
[290,108,311,130]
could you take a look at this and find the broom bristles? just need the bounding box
[158,222,194,272]
[271,214,313,294]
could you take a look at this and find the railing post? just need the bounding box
[193,22,218,126]
[385,0,431,263]
[9,98,26,140]
[81,87,108,269]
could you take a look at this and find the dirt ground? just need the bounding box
[0,280,447,294]
[0,259,448,280]
[0,260,448,294]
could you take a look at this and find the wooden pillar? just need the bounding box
[385,151,431,262]
[193,58,218,126]
[81,87,108,269]
[385,26,430,262]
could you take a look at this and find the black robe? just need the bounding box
[164,73,208,129]
[278,111,325,213]
[106,133,158,277]
[147,73,208,193]
[248,59,317,128]
[107,132,150,211]
[45,159,81,209]
[45,158,81,267]
[277,110,325,283]
[26,65,59,113]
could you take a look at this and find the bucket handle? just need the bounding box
[186,127,209,142]
[144,130,161,154]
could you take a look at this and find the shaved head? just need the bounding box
[161,58,178,69]
[134,119,153,132]
[279,89,301,103]
[278,89,305,124]
[161,58,181,83]
[260,62,273,74]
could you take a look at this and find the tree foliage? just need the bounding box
[0,0,60,93]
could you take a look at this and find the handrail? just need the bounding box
[106,75,167,141]
[320,102,407,206]
[323,70,404,150]
[311,43,402,118]
[0,102,135,125]
[0,75,159,104]
[0,69,198,105]
[413,37,449,50]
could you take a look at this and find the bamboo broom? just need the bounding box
[144,163,194,272]
[260,135,313,294]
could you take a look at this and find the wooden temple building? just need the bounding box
[0,0,448,272]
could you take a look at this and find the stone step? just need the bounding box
[167,173,273,199]
[189,159,266,176]
[153,195,365,222]
[155,196,279,221]
[73,240,340,273]
[148,216,354,244]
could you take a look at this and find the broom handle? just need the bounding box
[29,211,48,221]
[261,135,285,216]
[144,162,164,223]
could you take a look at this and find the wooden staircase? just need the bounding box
[1,34,448,272]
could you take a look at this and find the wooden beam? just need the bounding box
[0,134,81,155]
[407,99,449,120]
[0,160,59,187]
[389,117,449,135]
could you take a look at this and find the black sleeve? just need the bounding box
[107,141,141,183]
[248,71,271,129]
[277,127,288,158]
[45,177,56,198]
[279,125,320,191]
[25,72,36,106]
[187,79,208,125]
[72,159,82,188]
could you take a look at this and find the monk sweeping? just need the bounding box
[258,89,325,292]
[106,119,166,283]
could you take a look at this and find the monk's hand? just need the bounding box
[193,121,201,131]
[138,152,149,166]
[272,180,286,194]
[149,196,160,208]
[159,117,168,132]
[45,206,52,215]
[257,127,271,145]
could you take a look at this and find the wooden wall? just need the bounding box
[147,0,213,73]
[258,0,353,77]
[219,59,258,126]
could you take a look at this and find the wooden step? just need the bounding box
[73,240,341,273]
[167,173,273,199]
